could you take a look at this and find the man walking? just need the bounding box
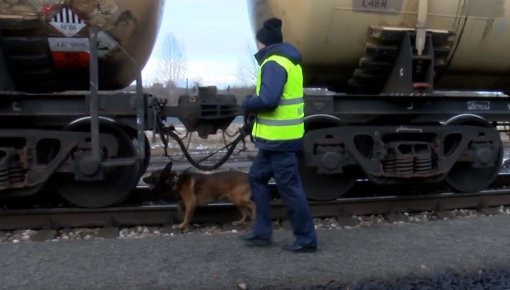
[241,18,318,253]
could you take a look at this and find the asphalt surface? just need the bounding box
[1,214,510,289]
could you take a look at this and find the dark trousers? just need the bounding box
[249,149,317,247]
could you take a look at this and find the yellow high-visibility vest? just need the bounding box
[253,55,304,141]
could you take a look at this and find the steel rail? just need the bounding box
[1,189,510,231]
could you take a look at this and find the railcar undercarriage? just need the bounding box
[1,20,510,207]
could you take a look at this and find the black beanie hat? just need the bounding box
[256,18,283,46]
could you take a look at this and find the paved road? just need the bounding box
[1,214,510,289]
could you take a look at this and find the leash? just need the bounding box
[164,126,247,171]
[155,112,251,171]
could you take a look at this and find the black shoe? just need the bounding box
[239,234,272,247]
[281,244,317,253]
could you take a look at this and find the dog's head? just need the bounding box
[142,170,163,190]
[142,162,179,191]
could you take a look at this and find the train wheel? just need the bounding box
[53,119,142,208]
[299,116,355,200]
[142,135,151,174]
[444,115,503,193]
[445,142,502,193]
[297,152,356,201]
[126,130,151,177]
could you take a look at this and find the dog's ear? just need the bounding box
[162,162,173,174]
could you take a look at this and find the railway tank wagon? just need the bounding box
[0,0,164,207]
[0,0,162,92]
[248,0,510,200]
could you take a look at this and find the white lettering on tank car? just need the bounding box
[48,33,117,57]
[353,0,403,13]
[50,8,86,37]
[48,37,90,52]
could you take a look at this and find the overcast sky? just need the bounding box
[142,0,256,87]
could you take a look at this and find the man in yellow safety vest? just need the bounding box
[240,18,318,253]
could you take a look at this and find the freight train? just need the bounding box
[1,0,510,208]
[248,0,510,200]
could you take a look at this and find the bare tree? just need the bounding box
[188,76,203,94]
[237,42,258,86]
[156,33,187,101]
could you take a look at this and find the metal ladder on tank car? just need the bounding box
[348,26,455,95]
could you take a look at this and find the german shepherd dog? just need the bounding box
[143,162,255,231]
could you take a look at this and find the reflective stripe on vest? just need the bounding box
[253,55,304,141]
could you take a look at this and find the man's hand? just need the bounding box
[242,112,255,133]
[242,95,253,113]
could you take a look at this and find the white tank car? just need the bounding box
[0,0,164,92]
[248,0,510,92]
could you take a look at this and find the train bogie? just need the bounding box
[301,96,505,200]
[0,91,153,207]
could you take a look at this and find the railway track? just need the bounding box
[1,187,510,231]
[1,152,510,232]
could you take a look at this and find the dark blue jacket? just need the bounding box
[242,42,303,151]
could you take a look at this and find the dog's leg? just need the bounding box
[174,179,197,232]
[232,207,248,226]
[176,203,196,231]
[248,200,256,222]
[232,192,256,226]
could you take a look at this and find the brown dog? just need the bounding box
[143,162,255,231]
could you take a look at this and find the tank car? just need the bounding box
[248,0,510,200]
[1,0,163,92]
[0,0,164,207]
[249,0,510,93]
